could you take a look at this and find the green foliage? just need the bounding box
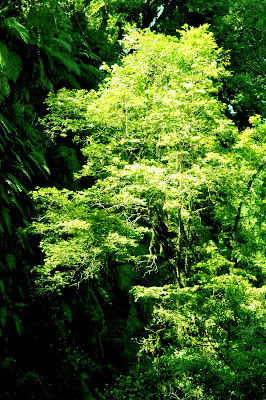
[31,23,266,400]
[0,42,22,101]
[152,0,266,124]
[1,1,266,399]
[130,275,266,399]
[37,25,234,290]
[30,186,147,292]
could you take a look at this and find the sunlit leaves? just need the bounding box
[31,186,148,292]
[30,21,266,400]
[34,25,235,291]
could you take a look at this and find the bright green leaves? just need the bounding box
[34,25,235,291]
[44,25,230,171]
[28,20,266,400]
[31,186,148,292]
[34,25,266,292]
[42,89,92,139]
[90,25,229,167]
[131,276,266,399]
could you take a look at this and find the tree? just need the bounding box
[30,24,266,398]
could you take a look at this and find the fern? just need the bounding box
[54,51,81,75]
[10,195,25,217]
[4,17,30,44]
[79,61,102,81]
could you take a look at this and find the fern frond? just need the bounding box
[6,173,27,193]
[37,56,54,90]
[10,195,26,217]
[0,72,10,99]
[0,41,9,69]
[4,52,22,82]
[4,17,30,44]
[28,151,50,175]
[52,37,72,52]
[5,253,16,270]
[79,49,101,61]
[12,163,32,180]
[0,280,5,295]
[65,74,81,89]
[1,207,12,233]
[80,61,102,79]
[0,182,9,204]
[55,51,81,75]
[0,113,13,139]
[44,45,81,75]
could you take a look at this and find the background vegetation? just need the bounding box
[0,1,265,399]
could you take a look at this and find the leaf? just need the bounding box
[0,280,5,295]
[0,42,9,69]
[28,152,50,175]
[0,182,9,204]
[0,307,7,327]
[0,113,13,137]
[4,52,22,83]
[12,163,32,180]
[6,173,27,193]
[0,72,10,99]
[14,302,28,308]
[257,17,265,27]
[5,253,16,270]
[52,37,72,52]
[13,314,23,336]
[1,207,12,233]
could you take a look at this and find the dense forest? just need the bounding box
[0,1,265,399]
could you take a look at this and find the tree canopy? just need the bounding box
[31,25,266,399]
